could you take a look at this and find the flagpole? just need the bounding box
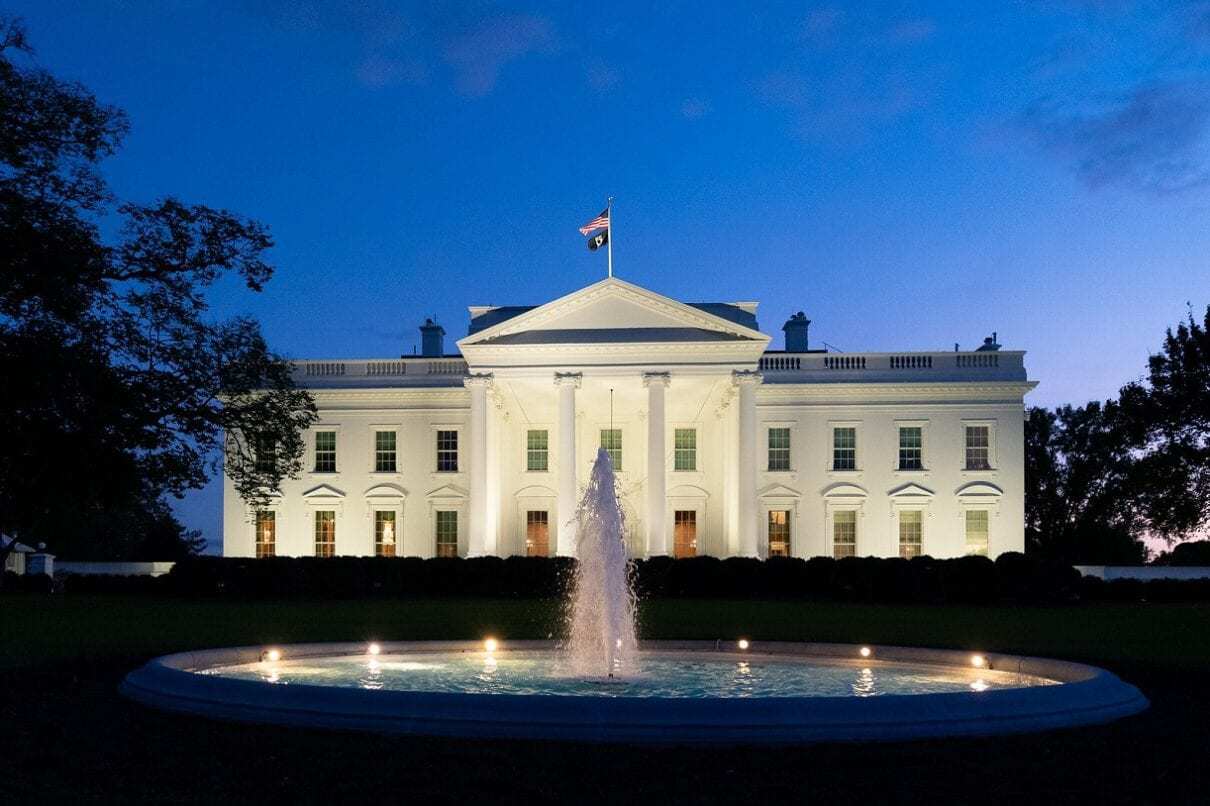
[606,196,613,278]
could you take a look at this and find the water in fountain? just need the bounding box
[564,447,639,678]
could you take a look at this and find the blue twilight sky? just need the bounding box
[7,1,1210,550]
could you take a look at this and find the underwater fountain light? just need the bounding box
[737,639,750,650]
[859,646,872,658]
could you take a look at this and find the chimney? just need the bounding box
[976,331,1001,352]
[782,311,811,352]
[420,317,445,357]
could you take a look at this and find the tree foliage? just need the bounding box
[1026,306,1210,562]
[0,17,315,563]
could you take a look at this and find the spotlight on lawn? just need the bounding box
[737,639,750,650]
[484,637,499,653]
[859,646,872,658]
[971,654,986,668]
[368,642,381,656]
[261,648,281,663]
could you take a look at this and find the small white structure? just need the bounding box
[223,277,1036,561]
[1,536,35,575]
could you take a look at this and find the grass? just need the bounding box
[2,594,1209,804]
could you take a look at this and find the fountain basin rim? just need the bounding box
[120,640,1148,744]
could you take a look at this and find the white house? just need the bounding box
[223,277,1036,561]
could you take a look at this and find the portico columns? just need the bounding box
[733,370,762,558]
[644,372,671,557]
[554,372,582,557]
[464,373,493,557]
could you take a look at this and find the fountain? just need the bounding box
[564,447,638,679]
[120,446,1148,742]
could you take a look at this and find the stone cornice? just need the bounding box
[755,381,1037,404]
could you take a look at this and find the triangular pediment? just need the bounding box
[759,483,802,499]
[458,278,769,348]
[889,482,935,498]
[426,483,469,500]
[302,483,346,499]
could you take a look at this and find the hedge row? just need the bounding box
[37,555,1210,603]
[42,553,1072,603]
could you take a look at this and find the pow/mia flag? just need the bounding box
[587,229,609,251]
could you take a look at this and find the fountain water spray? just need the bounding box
[564,447,639,678]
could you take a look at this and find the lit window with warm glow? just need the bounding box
[435,510,458,558]
[255,511,276,559]
[767,510,791,557]
[833,510,857,558]
[525,510,549,557]
[899,510,923,559]
[314,510,336,557]
[375,510,397,557]
[965,510,989,556]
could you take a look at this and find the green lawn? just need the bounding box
[2,595,1208,804]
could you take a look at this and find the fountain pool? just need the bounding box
[122,640,1146,742]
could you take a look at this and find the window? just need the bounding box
[436,430,459,472]
[899,510,923,559]
[768,510,791,557]
[435,510,458,557]
[965,510,989,556]
[255,511,275,558]
[832,427,857,471]
[600,429,622,470]
[767,427,791,471]
[314,510,336,557]
[674,428,697,472]
[375,431,397,473]
[254,434,276,473]
[965,426,991,470]
[525,510,549,557]
[526,430,549,472]
[314,431,336,472]
[375,510,397,557]
[674,510,697,558]
[833,510,857,558]
[898,427,923,470]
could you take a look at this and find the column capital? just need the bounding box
[732,369,763,387]
[463,372,494,389]
[641,371,671,388]
[553,372,583,388]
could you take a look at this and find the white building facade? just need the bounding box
[223,278,1036,561]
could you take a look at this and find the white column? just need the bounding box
[464,373,492,557]
[555,372,582,557]
[644,372,671,557]
[734,370,762,558]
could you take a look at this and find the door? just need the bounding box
[673,510,697,558]
[526,510,550,557]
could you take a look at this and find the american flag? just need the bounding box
[579,208,609,236]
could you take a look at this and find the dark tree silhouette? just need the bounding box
[0,17,315,569]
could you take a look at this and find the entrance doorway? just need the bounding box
[526,510,550,557]
[673,510,697,558]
